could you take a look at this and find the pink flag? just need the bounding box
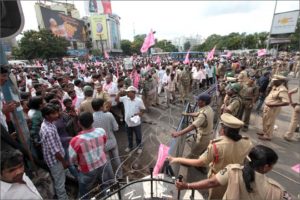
[140,30,155,53]
[95,61,101,66]
[146,64,151,71]
[80,63,86,71]
[156,56,161,64]
[183,50,190,64]
[104,51,110,59]
[207,46,216,61]
[35,60,41,67]
[257,49,266,57]
[226,51,232,58]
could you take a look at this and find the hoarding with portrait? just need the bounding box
[90,15,108,40]
[40,6,87,42]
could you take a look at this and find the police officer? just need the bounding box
[240,78,259,131]
[221,82,243,119]
[175,145,291,200]
[284,88,300,141]
[293,52,300,78]
[237,64,249,84]
[171,94,214,159]
[257,75,289,140]
[179,65,192,103]
[169,113,253,199]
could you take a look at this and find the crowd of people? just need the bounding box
[0,51,299,199]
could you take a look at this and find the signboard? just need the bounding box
[90,15,108,40]
[109,19,120,49]
[271,10,300,35]
[40,6,87,42]
[123,58,133,70]
[85,0,112,14]
[67,49,88,57]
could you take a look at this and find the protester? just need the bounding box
[40,103,69,200]
[0,148,42,200]
[69,112,113,199]
[116,86,145,153]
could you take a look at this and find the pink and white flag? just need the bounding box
[226,51,232,58]
[257,49,267,57]
[156,56,161,64]
[140,29,155,53]
[207,46,216,61]
[183,50,190,64]
[104,51,110,59]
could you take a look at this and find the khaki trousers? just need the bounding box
[242,100,253,127]
[187,133,212,159]
[262,105,281,138]
[284,105,300,139]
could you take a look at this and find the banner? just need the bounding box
[109,19,120,49]
[86,0,112,14]
[271,10,299,35]
[90,15,108,40]
[40,6,87,42]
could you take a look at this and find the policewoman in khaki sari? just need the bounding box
[175,145,291,200]
[169,113,253,199]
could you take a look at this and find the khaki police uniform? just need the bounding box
[180,68,192,103]
[224,94,243,119]
[237,70,249,84]
[216,164,289,200]
[188,105,214,159]
[293,55,300,78]
[284,88,300,140]
[262,76,289,139]
[198,113,253,199]
[240,82,259,129]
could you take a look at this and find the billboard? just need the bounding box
[109,19,120,49]
[90,15,108,40]
[40,6,87,42]
[271,10,299,35]
[86,0,112,14]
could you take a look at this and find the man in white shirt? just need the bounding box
[116,86,145,154]
[1,149,42,200]
[157,66,166,95]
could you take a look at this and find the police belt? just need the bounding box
[242,97,253,100]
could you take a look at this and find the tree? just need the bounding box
[131,34,146,54]
[12,29,70,60]
[289,20,300,51]
[121,39,132,55]
[155,40,178,52]
[184,41,191,51]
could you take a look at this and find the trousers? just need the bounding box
[262,105,281,138]
[284,105,300,139]
[49,162,68,200]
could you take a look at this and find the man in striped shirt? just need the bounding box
[68,112,113,199]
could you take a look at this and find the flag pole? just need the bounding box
[266,0,277,50]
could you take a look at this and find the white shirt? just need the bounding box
[1,174,42,200]
[74,86,84,99]
[0,92,8,131]
[158,69,166,82]
[103,82,119,106]
[119,96,145,127]
[162,74,170,85]
[205,67,213,78]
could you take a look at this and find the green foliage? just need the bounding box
[121,39,132,55]
[131,34,146,54]
[184,41,191,51]
[12,29,70,59]
[289,20,300,51]
[193,32,269,51]
[155,40,178,52]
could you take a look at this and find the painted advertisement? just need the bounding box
[40,6,87,42]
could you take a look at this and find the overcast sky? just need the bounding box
[21,1,299,41]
